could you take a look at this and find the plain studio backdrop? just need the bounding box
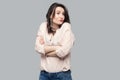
[0,0,120,80]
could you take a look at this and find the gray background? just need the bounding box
[0,0,120,80]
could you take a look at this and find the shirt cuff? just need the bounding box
[56,48,65,58]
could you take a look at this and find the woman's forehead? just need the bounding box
[55,7,64,12]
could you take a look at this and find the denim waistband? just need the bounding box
[40,69,72,80]
[41,69,71,74]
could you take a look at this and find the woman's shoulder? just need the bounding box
[40,22,47,27]
[39,22,47,30]
[62,22,71,26]
[61,22,71,30]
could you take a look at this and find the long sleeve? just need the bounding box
[35,22,46,55]
[55,23,75,58]
[36,22,75,72]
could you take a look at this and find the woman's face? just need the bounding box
[52,7,65,25]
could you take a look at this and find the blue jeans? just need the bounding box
[39,70,72,80]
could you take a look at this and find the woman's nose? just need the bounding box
[60,14,64,19]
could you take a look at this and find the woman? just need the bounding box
[35,2,75,80]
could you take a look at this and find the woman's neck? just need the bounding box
[51,23,59,31]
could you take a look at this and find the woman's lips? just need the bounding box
[60,20,64,22]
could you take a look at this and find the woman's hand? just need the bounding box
[46,51,57,57]
[45,45,61,57]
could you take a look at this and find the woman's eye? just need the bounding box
[57,13,60,14]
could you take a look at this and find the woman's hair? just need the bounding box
[46,2,70,33]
